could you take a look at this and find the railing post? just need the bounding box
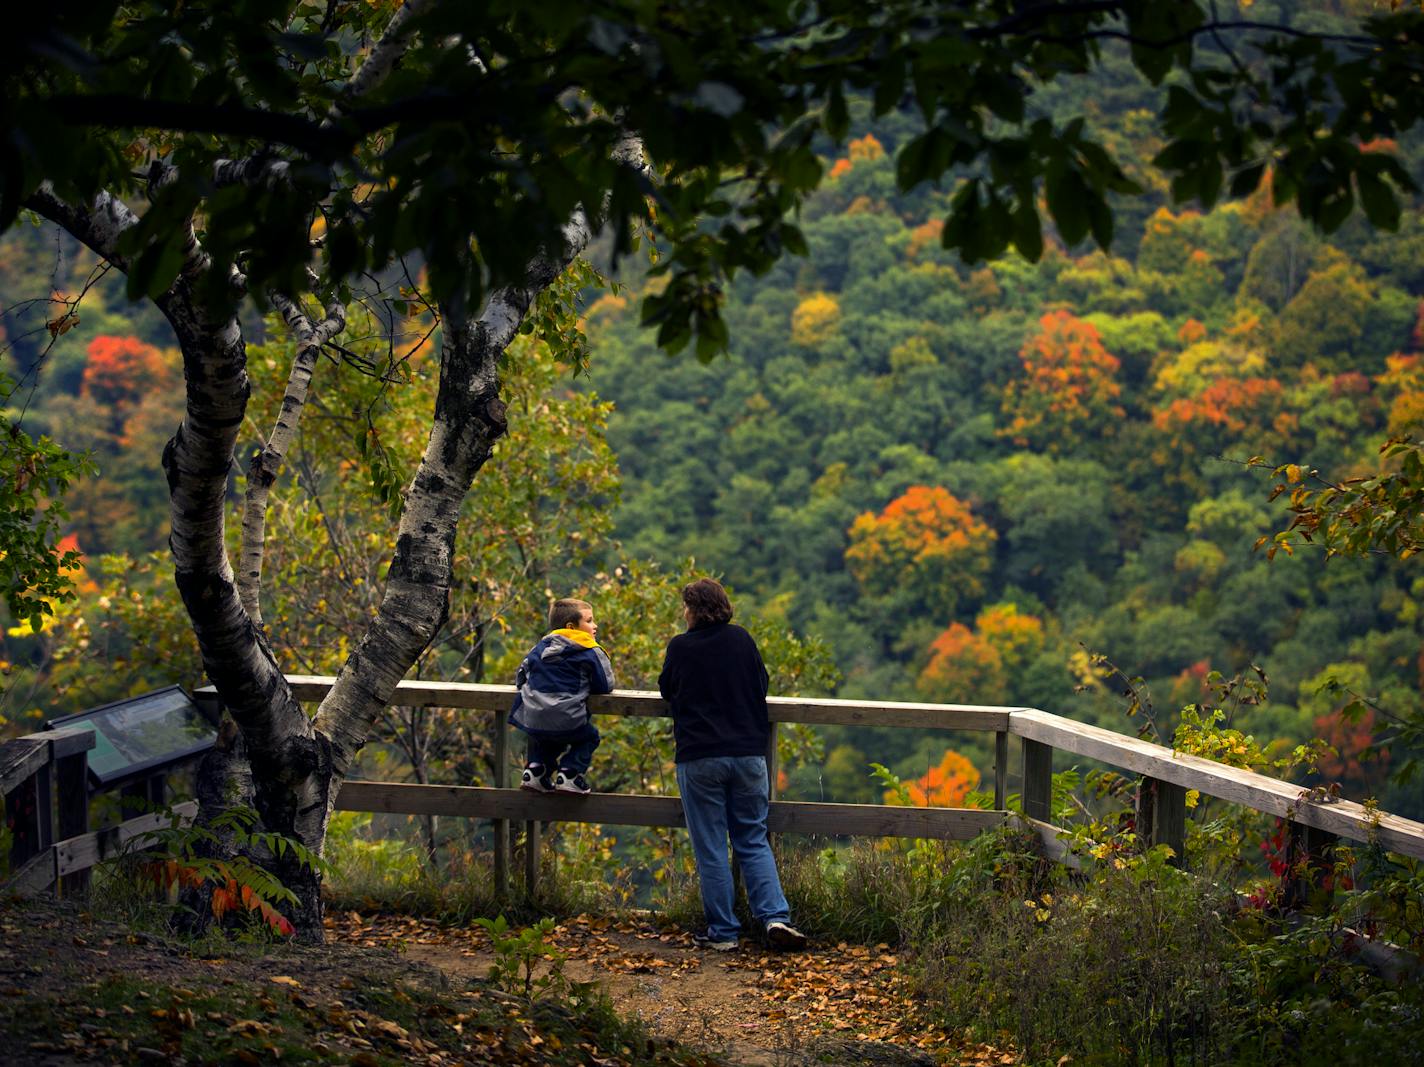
[193,690,222,726]
[993,730,1008,810]
[119,775,163,821]
[4,745,47,875]
[524,819,541,898]
[1283,821,1338,910]
[764,722,779,862]
[765,723,779,801]
[1136,776,1187,867]
[35,761,54,854]
[1021,738,1053,822]
[54,740,91,896]
[493,708,510,900]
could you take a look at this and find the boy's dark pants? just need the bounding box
[526,721,601,775]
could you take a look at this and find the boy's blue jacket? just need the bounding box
[509,628,615,735]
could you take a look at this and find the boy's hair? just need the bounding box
[548,598,592,631]
[681,578,733,626]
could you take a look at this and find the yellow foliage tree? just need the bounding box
[791,292,841,347]
[1152,337,1266,398]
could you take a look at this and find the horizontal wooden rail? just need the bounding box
[336,781,1008,839]
[55,801,198,879]
[11,671,1418,899]
[1008,710,1424,860]
[272,677,1014,732]
[1,726,93,795]
[243,677,1424,863]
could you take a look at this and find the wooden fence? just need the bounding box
[6,677,1424,901]
[0,725,199,896]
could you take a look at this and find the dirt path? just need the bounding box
[328,912,1015,1066]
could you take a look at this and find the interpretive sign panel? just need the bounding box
[47,686,215,787]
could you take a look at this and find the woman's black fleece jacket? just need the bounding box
[658,621,770,764]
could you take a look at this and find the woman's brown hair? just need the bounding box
[681,577,733,626]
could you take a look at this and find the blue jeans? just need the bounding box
[676,755,790,942]
[526,721,600,775]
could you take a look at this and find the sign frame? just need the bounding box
[47,685,217,789]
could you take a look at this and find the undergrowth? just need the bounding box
[766,805,1424,1066]
[322,811,637,925]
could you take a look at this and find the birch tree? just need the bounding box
[5,0,1419,935]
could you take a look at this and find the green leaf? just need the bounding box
[1229,162,1266,199]
[1045,165,1089,247]
[1011,202,1043,262]
[981,72,1025,124]
[825,83,849,142]
[896,132,930,191]
[695,311,729,362]
[1317,189,1354,233]
[1087,191,1113,250]
[1356,169,1401,230]
[873,52,906,115]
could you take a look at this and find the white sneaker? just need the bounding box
[553,770,591,795]
[520,765,553,792]
[765,921,807,950]
[693,930,738,952]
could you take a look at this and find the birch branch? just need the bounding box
[336,0,437,113]
[212,0,440,189]
[315,243,591,773]
[29,176,308,810]
[237,288,345,624]
[24,185,138,273]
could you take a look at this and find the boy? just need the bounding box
[509,598,614,794]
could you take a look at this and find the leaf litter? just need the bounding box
[327,910,1018,1065]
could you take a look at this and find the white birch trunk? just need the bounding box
[237,292,345,624]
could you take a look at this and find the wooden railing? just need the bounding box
[8,677,1424,900]
[285,676,1424,897]
[1,724,200,897]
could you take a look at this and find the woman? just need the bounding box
[658,577,807,951]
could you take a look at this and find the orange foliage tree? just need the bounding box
[1000,309,1124,451]
[827,133,885,180]
[892,748,982,808]
[1380,355,1424,434]
[1315,706,1391,796]
[919,603,1045,704]
[919,622,1003,701]
[1152,376,1288,443]
[81,335,173,413]
[845,486,995,617]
